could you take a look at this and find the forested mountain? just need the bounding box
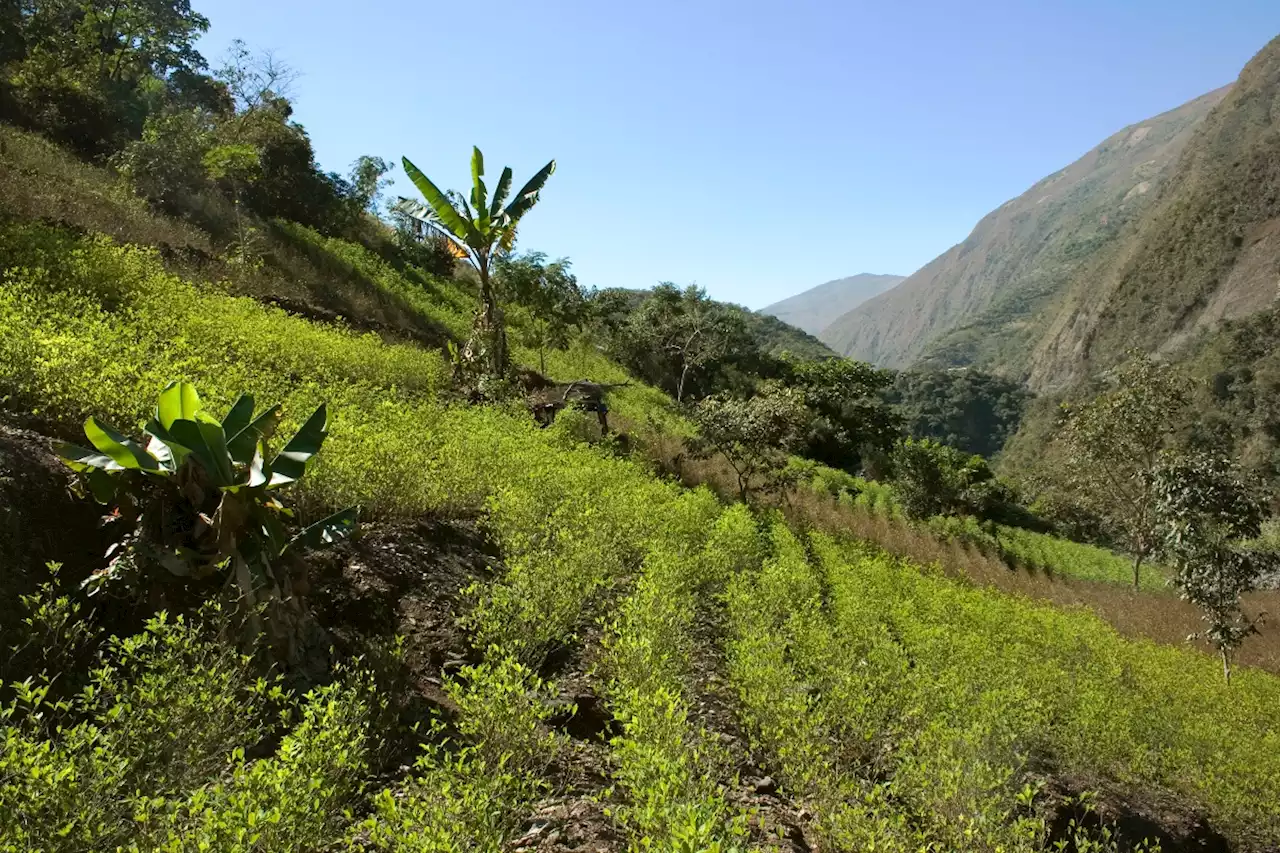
[819,87,1229,373]
[761,273,903,336]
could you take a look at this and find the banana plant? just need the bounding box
[397,147,555,381]
[56,381,357,644]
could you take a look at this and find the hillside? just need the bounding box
[1029,35,1280,389]
[5,6,1280,851]
[820,87,1229,372]
[761,273,904,336]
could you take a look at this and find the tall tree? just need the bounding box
[1154,451,1274,683]
[398,147,555,386]
[347,154,392,216]
[1057,351,1191,589]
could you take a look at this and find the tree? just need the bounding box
[398,147,556,387]
[1154,451,1274,683]
[885,368,1031,458]
[1057,351,1192,589]
[691,382,809,503]
[891,437,1001,521]
[627,284,750,403]
[783,355,903,472]
[2,0,214,155]
[496,252,585,375]
[348,154,393,216]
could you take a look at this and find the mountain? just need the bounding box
[761,273,904,336]
[1028,36,1280,390]
[819,87,1231,376]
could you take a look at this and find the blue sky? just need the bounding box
[194,1,1279,309]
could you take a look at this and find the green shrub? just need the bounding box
[0,609,281,852]
[134,674,377,851]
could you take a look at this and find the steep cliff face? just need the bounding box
[819,87,1229,375]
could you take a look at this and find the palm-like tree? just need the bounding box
[398,147,555,382]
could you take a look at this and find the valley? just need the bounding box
[2,5,1279,852]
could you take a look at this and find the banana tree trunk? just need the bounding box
[461,258,510,385]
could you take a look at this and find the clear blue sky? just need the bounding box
[194,0,1279,309]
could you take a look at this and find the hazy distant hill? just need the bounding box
[761,273,904,336]
[819,87,1230,375]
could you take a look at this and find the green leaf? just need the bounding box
[143,420,191,471]
[156,381,202,431]
[84,469,121,504]
[169,412,236,486]
[503,159,556,224]
[489,166,513,219]
[227,404,281,466]
[247,442,268,488]
[269,404,328,487]
[144,432,182,473]
[252,504,290,559]
[473,145,486,225]
[473,175,490,232]
[84,417,160,472]
[221,394,255,441]
[55,440,124,472]
[401,156,480,248]
[286,507,359,553]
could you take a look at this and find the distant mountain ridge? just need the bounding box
[818,86,1232,378]
[761,273,904,336]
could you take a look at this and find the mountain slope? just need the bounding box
[820,86,1230,372]
[1029,35,1280,389]
[761,273,904,336]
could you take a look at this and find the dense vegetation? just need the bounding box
[3,3,1280,850]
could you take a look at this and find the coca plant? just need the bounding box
[56,381,357,654]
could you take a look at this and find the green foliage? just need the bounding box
[1057,351,1194,587]
[358,744,541,853]
[347,154,393,216]
[9,84,1280,852]
[885,367,1031,458]
[444,656,565,776]
[1,0,215,157]
[1154,451,1275,681]
[995,524,1170,590]
[691,382,809,502]
[398,147,556,382]
[600,506,755,852]
[592,283,755,402]
[0,609,280,851]
[784,354,903,472]
[891,437,1003,521]
[53,380,356,646]
[495,251,585,374]
[113,107,218,209]
[727,525,1278,849]
[133,675,376,851]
